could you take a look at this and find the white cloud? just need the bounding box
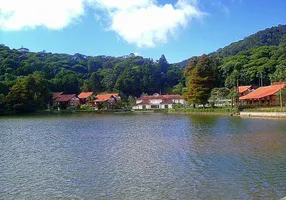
[0,0,205,47]
[92,0,205,47]
[0,0,85,30]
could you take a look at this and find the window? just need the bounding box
[151,105,159,109]
[164,105,169,109]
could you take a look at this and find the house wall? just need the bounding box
[146,105,151,109]
[132,105,139,109]
[70,97,80,107]
[241,95,278,105]
[132,105,152,110]
[160,104,172,109]
[135,98,186,109]
[173,99,186,106]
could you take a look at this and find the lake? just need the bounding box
[1,113,286,199]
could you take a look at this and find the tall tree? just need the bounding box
[5,74,52,113]
[158,54,169,73]
[185,55,217,107]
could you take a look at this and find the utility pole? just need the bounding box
[280,84,283,111]
[236,78,239,109]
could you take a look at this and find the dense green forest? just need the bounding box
[0,47,182,96]
[0,24,286,112]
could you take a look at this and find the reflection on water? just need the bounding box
[0,114,286,199]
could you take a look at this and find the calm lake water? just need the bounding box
[0,113,286,199]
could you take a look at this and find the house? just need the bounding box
[78,92,94,105]
[132,94,186,110]
[239,83,286,105]
[238,85,253,97]
[53,92,63,100]
[52,92,63,107]
[54,94,79,109]
[95,93,121,109]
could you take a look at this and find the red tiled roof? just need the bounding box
[53,92,63,99]
[78,92,94,99]
[160,99,175,104]
[136,99,151,105]
[273,82,286,85]
[138,94,183,100]
[55,94,76,102]
[240,84,285,100]
[95,93,118,102]
[239,86,252,93]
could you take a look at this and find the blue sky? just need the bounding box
[0,0,285,63]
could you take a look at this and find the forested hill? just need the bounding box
[174,24,286,68]
[0,45,182,97]
[1,24,286,113]
[214,24,286,57]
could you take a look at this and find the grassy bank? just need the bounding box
[168,107,238,115]
[241,106,286,112]
[0,108,133,116]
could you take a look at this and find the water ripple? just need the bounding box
[0,114,286,199]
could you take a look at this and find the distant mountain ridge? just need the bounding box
[174,24,286,68]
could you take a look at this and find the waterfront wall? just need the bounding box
[240,112,286,118]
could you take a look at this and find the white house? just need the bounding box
[132,94,186,110]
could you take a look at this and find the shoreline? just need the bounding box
[1,109,286,119]
[239,111,286,118]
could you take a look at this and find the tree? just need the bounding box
[90,72,102,93]
[88,58,102,74]
[5,74,52,113]
[0,82,9,95]
[81,80,91,92]
[115,66,142,97]
[158,54,169,73]
[210,87,230,107]
[225,70,239,89]
[0,94,5,113]
[172,82,185,95]
[51,70,80,94]
[270,64,286,83]
[185,55,217,107]
[127,96,136,108]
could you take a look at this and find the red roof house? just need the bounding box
[94,93,120,110]
[54,94,79,109]
[239,84,285,105]
[238,85,253,97]
[95,93,120,102]
[53,92,63,100]
[78,92,94,104]
[78,92,94,99]
[55,94,76,102]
